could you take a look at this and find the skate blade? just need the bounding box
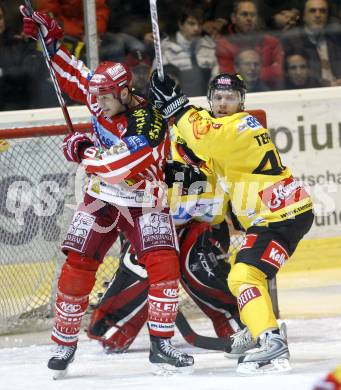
[51,368,69,380]
[224,352,243,359]
[151,363,194,376]
[237,358,292,376]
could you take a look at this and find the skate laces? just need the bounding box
[258,329,285,352]
[53,345,76,360]
[231,327,253,348]
[160,339,183,360]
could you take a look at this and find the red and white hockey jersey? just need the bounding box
[52,46,170,207]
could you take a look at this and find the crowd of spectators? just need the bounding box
[1,0,341,110]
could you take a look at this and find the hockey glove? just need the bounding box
[19,5,63,56]
[63,132,94,163]
[149,70,189,119]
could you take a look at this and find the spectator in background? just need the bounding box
[215,0,284,88]
[36,0,109,39]
[99,32,147,63]
[281,0,341,86]
[284,52,325,89]
[159,7,219,97]
[264,2,300,32]
[126,49,152,96]
[0,2,33,110]
[234,48,270,92]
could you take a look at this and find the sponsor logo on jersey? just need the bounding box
[59,302,82,314]
[92,116,122,149]
[240,234,258,250]
[259,176,309,212]
[238,287,261,310]
[261,240,289,269]
[139,212,178,250]
[188,111,203,123]
[132,108,148,135]
[246,115,262,130]
[163,288,178,298]
[63,212,96,252]
[117,122,127,136]
[124,135,148,153]
[237,122,248,132]
[149,106,163,140]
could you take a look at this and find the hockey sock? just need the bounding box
[228,262,278,339]
[52,292,88,345]
[52,254,98,345]
[148,279,179,338]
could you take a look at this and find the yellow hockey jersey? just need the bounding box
[174,108,313,230]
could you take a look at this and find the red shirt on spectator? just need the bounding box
[215,23,284,88]
[36,0,109,38]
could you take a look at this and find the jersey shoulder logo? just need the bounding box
[245,115,262,130]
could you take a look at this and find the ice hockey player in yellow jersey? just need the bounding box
[149,70,314,375]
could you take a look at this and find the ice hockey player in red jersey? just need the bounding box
[20,6,194,378]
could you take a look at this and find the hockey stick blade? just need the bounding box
[176,311,229,351]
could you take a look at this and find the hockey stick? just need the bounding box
[148,0,228,351]
[176,311,229,351]
[149,0,164,81]
[24,0,74,133]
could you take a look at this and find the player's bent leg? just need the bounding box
[48,252,99,378]
[141,249,194,374]
[228,262,290,374]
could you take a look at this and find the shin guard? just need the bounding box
[228,262,278,339]
[148,279,179,338]
[52,292,88,345]
[52,254,97,345]
[142,250,180,338]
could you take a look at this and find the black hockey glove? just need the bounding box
[149,70,189,118]
[165,161,207,195]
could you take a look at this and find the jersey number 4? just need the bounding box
[253,150,285,175]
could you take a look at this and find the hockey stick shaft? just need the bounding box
[24,0,74,133]
[176,310,229,351]
[149,0,164,81]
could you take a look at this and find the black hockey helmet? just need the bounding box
[207,73,247,109]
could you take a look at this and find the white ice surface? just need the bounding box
[0,317,340,390]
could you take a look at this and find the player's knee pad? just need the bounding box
[228,262,267,297]
[66,251,100,271]
[141,249,180,284]
[58,252,97,296]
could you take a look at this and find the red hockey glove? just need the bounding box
[19,5,63,54]
[63,132,94,163]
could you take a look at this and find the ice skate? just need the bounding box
[47,344,77,380]
[149,336,194,375]
[237,323,291,375]
[225,327,257,358]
